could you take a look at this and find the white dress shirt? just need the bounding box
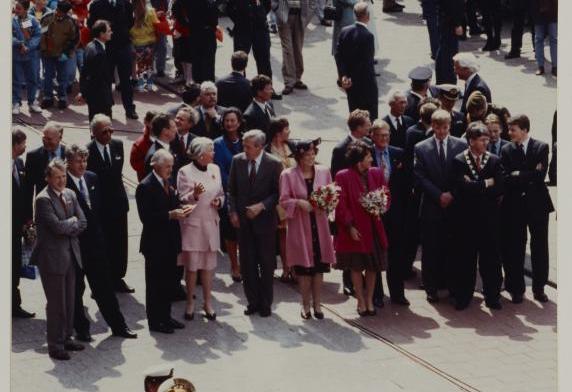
[96,140,111,162]
[434,135,449,159]
[248,150,264,175]
[68,173,91,207]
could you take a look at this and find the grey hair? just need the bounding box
[354,1,369,19]
[150,149,174,167]
[243,129,266,147]
[371,119,390,133]
[453,52,480,73]
[177,106,200,126]
[65,144,89,161]
[200,81,217,94]
[387,89,407,104]
[189,137,214,161]
[45,158,66,177]
[43,121,64,136]
[90,113,112,134]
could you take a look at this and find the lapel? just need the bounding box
[90,141,106,169]
[254,152,268,185]
[524,138,536,167]
[427,138,443,175]
[293,166,310,198]
[47,187,69,219]
[446,138,454,166]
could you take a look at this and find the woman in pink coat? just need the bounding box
[279,139,335,320]
[177,137,224,321]
[334,140,389,317]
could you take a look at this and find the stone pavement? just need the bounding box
[12,1,557,390]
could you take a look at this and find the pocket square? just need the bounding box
[115,156,122,160]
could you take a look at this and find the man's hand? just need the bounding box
[19,45,29,54]
[206,107,218,119]
[341,76,352,90]
[484,178,495,188]
[439,192,454,208]
[454,26,463,36]
[536,163,543,171]
[297,199,313,212]
[230,212,240,228]
[193,183,205,200]
[169,209,188,220]
[245,202,265,219]
[349,226,361,242]
[510,170,520,177]
[463,175,471,182]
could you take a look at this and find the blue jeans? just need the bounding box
[154,35,167,74]
[534,22,557,68]
[67,48,84,85]
[13,58,39,105]
[43,56,69,102]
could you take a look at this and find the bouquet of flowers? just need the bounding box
[21,223,38,279]
[359,186,390,218]
[22,223,37,246]
[309,182,341,221]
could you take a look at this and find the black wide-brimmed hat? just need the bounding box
[289,138,321,158]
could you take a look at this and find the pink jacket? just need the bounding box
[279,165,335,267]
[334,167,389,254]
[177,162,224,252]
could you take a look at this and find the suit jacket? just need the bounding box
[30,187,87,274]
[80,40,113,107]
[414,135,467,220]
[243,100,275,136]
[87,0,134,50]
[335,23,376,91]
[170,132,196,173]
[461,74,492,113]
[24,145,66,220]
[404,87,440,122]
[192,106,226,140]
[215,72,252,113]
[450,110,467,137]
[227,0,271,30]
[13,158,28,234]
[487,138,509,156]
[86,139,129,216]
[330,135,373,177]
[438,0,464,30]
[272,0,314,26]
[372,146,408,215]
[143,140,179,185]
[500,138,554,218]
[228,151,282,232]
[135,173,182,256]
[383,114,416,150]
[187,0,218,55]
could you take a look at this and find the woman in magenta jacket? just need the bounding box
[334,140,389,317]
[279,139,335,320]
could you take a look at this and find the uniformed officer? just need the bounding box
[405,66,438,123]
[435,84,466,137]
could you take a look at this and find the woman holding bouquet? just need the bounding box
[334,140,389,317]
[279,139,335,319]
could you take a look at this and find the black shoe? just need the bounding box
[149,323,174,334]
[40,99,54,109]
[469,26,483,36]
[57,100,68,110]
[485,299,502,310]
[75,333,93,343]
[343,287,355,296]
[426,292,439,303]
[282,86,294,95]
[244,306,258,316]
[455,300,470,311]
[64,341,85,351]
[294,81,308,90]
[366,309,377,316]
[511,293,524,304]
[383,4,403,13]
[115,280,135,293]
[482,42,495,51]
[167,318,185,329]
[12,307,35,318]
[184,312,194,320]
[357,308,368,317]
[259,308,271,317]
[126,111,139,120]
[534,292,549,303]
[405,269,417,280]
[301,310,312,320]
[391,297,410,306]
[504,51,521,59]
[231,274,243,283]
[203,308,217,321]
[313,310,324,320]
[49,350,70,360]
[271,91,282,100]
[112,328,138,339]
[373,297,384,308]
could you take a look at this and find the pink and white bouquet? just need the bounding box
[359,186,390,218]
[23,223,37,246]
[309,182,341,221]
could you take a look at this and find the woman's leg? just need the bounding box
[200,269,214,314]
[298,275,312,314]
[364,271,377,311]
[351,270,366,311]
[311,273,323,313]
[184,269,197,314]
[279,228,291,279]
[225,239,240,278]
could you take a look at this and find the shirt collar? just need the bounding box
[95,140,108,155]
[521,136,530,153]
[434,135,449,146]
[389,113,401,128]
[152,170,166,185]
[68,172,83,188]
[254,99,268,111]
[95,39,106,51]
[50,187,63,198]
[156,138,170,150]
[252,150,264,165]
[410,90,425,100]
[349,133,360,142]
[356,21,368,28]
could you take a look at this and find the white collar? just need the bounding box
[425,126,433,136]
[68,172,84,187]
[50,187,64,198]
[410,90,425,100]
[434,135,449,145]
[156,138,171,150]
[356,21,368,28]
[521,136,531,153]
[349,133,361,142]
[389,113,402,128]
[95,140,109,154]
[252,150,264,165]
[254,98,269,111]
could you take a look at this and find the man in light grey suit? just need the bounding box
[228,130,283,317]
[31,159,87,360]
[413,109,467,305]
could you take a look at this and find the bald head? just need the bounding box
[42,122,63,152]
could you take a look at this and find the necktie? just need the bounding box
[265,104,272,119]
[79,178,91,208]
[475,155,481,172]
[58,193,68,216]
[383,150,391,180]
[180,134,186,151]
[516,143,526,163]
[438,140,446,167]
[13,162,20,187]
[163,179,170,195]
[249,160,257,185]
[104,145,111,167]
[396,117,402,132]
[48,151,55,161]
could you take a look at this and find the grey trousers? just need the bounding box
[277,14,305,88]
[39,262,76,352]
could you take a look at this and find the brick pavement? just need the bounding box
[12,0,557,390]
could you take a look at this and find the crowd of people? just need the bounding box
[11,0,557,362]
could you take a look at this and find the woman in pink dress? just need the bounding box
[334,140,389,317]
[279,139,335,320]
[177,137,224,321]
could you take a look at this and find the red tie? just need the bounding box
[475,155,481,172]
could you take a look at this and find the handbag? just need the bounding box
[323,5,341,21]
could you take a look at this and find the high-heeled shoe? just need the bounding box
[313,304,324,320]
[357,308,368,317]
[203,306,216,321]
[366,309,377,316]
[301,310,312,320]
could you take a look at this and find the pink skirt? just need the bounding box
[178,251,217,272]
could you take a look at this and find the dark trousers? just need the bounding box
[233,26,273,78]
[192,33,217,83]
[509,0,533,53]
[481,0,502,45]
[101,212,128,287]
[421,0,439,58]
[73,252,127,335]
[502,209,550,295]
[144,251,177,326]
[420,216,454,294]
[454,224,502,304]
[435,27,459,84]
[109,45,135,113]
[464,0,480,31]
[87,100,112,122]
[12,232,22,310]
[404,191,421,272]
[346,82,378,120]
[238,221,276,312]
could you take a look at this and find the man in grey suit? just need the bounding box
[228,130,283,317]
[414,109,467,304]
[31,159,87,360]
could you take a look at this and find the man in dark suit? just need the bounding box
[243,74,276,136]
[215,51,253,112]
[451,122,504,310]
[485,113,509,156]
[228,130,282,317]
[382,89,416,150]
[136,150,191,333]
[24,122,67,219]
[188,0,218,83]
[12,129,35,319]
[171,107,198,171]
[31,159,87,360]
[79,20,114,122]
[144,113,179,180]
[435,84,466,137]
[500,114,554,304]
[453,52,492,113]
[435,0,464,84]
[65,145,137,341]
[414,109,467,303]
[86,114,131,293]
[404,66,439,123]
[371,121,410,306]
[330,109,372,295]
[87,0,138,119]
[335,2,378,120]
[191,81,226,140]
